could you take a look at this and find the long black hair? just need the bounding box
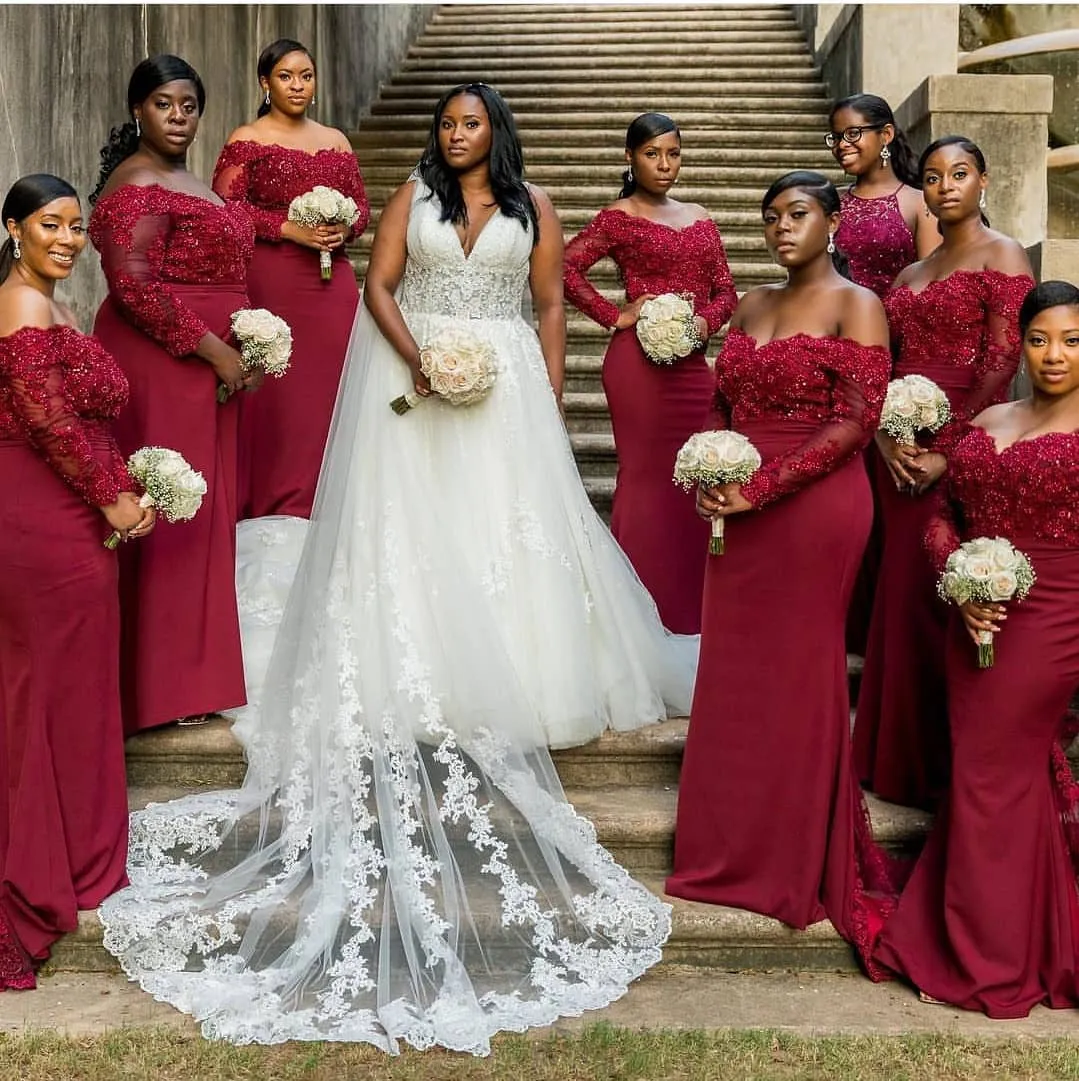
[619,112,680,199]
[1019,279,1079,333]
[90,55,206,204]
[918,135,990,227]
[761,170,851,278]
[416,83,538,245]
[257,38,313,118]
[1,174,79,281]
[829,93,920,188]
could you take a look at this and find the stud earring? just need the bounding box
[880,143,891,166]
[827,231,836,254]
[979,190,987,211]
[12,237,20,260]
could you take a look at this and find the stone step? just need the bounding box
[569,431,618,475]
[399,54,817,73]
[371,95,829,116]
[358,110,829,131]
[426,13,799,32]
[407,41,810,59]
[417,27,807,43]
[433,4,796,19]
[387,69,825,88]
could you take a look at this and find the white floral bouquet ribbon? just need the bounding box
[937,535,1035,668]
[879,374,952,446]
[635,292,704,365]
[391,325,498,415]
[223,308,293,403]
[105,446,206,550]
[287,185,361,281]
[673,430,761,555]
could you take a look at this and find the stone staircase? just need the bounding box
[350,2,843,515]
[47,6,915,982]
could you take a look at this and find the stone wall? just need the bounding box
[0,3,433,324]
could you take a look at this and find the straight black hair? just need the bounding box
[619,112,680,199]
[829,93,920,188]
[1019,280,1079,333]
[257,38,314,118]
[91,55,206,204]
[417,83,538,245]
[1,173,79,281]
[761,170,850,279]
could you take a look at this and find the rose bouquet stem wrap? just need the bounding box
[287,186,362,283]
[937,536,1036,669]
[389,327,498,415]
[673,430,762,556]
[319,250,332,282]
[104,446,207,549]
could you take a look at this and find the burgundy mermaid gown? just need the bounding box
[212,142,369,519]
[836,184,918,655]
[90,185,255,733]
[0,326,132,985]
[666,330,896,949]
[564,209,737,634]
[853,270,1033,808]
[873,426,1079,1017]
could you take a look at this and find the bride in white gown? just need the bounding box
[101,84,696,1053]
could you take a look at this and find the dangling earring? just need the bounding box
[264,90,270,106]
[135,116,141,138]
[880,143,891,167]
[979,189,987,210]
[311,94,317,107]
[827,231,836,254]
[11,237,21,261]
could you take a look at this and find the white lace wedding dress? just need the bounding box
[100,181,696,1052]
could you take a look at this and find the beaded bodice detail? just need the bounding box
[90,184,255,357]
[399,185,532,320]
[0,325,132,506]
[714,329,890,508]
[563,209,737,335]
[926,426,1079,572]
[212,141,370,243]
[836,186,916,298]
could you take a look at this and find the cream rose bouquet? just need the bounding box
[937,536,1035,668]
[222,308,293,403]
[636,292,704,365]
[105,446,206,550]
[879,374,952,446]
[287,185,361,281]
[390,326,498,415]
[673,430,762,555]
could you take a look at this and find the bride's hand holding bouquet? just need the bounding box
[390,325,498,415]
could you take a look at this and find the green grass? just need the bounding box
[3,1024,1079,1080]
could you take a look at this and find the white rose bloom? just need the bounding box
[987,570,1018,601]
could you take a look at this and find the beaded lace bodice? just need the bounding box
[399,186,533,321]
[836,186,916,298]
[0,325,131,506]
[926,426,1079,572]
[714,329,890,508]
[212,141,370,243]
[90,184,255,357]
[563,209,737,335]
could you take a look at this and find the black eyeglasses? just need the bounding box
[824,124,885,149]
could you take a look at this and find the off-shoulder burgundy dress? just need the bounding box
[0,325,132,986]
[666,330,896,952]
[853,270,1033,808]
[564,210,737,633]
[836,185,918,653]
[90,184,255,732]
[212,142,369,518]
[872,425,1079,1017]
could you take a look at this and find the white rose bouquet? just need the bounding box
[105,446,206,550]
[222,308,293,403]
[287,185,361,281]
[673,430,762,555]
[390,326,498,415]
[879,374,952,446]
[636,292,704,365]
[937,535,1035,668]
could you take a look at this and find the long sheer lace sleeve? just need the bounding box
[696,228,738,336]
[0,330,131,507]
[923,481,963,576]
[563,215,621,329]
[212,144,287,242]
[741,342,891,508]
[91,188,210,357]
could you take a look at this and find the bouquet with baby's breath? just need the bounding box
[937,536,1035,668]
[879,374,952,446]
[287,185,361,280]
[104,447,206,550]
[220,308,292,403]
[673,430,761,555]
[636,292,703,365]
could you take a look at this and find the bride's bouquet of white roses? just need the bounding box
[104,446,206,550]
[390,326,498,415]
[673,430,762,555]
[221,308,293,403]
[636,293,704,365]
[287,185,361,281]
[879,374,952,446]
[937,536,1035,668]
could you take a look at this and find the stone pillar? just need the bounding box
[896,74,1055,248]
[1027,239,1079,284]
